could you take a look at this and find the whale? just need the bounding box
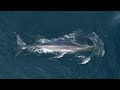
[15,31,105,64]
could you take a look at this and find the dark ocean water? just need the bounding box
[0,11,120,79]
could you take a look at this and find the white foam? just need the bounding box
[101,49,105,57]
[77,55,91,64]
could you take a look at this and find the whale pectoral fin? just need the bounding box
[53,52,67,59]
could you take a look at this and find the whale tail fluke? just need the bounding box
[14,33,27,56]
[17,34,26,47]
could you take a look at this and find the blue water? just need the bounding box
[0,11,119,79]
